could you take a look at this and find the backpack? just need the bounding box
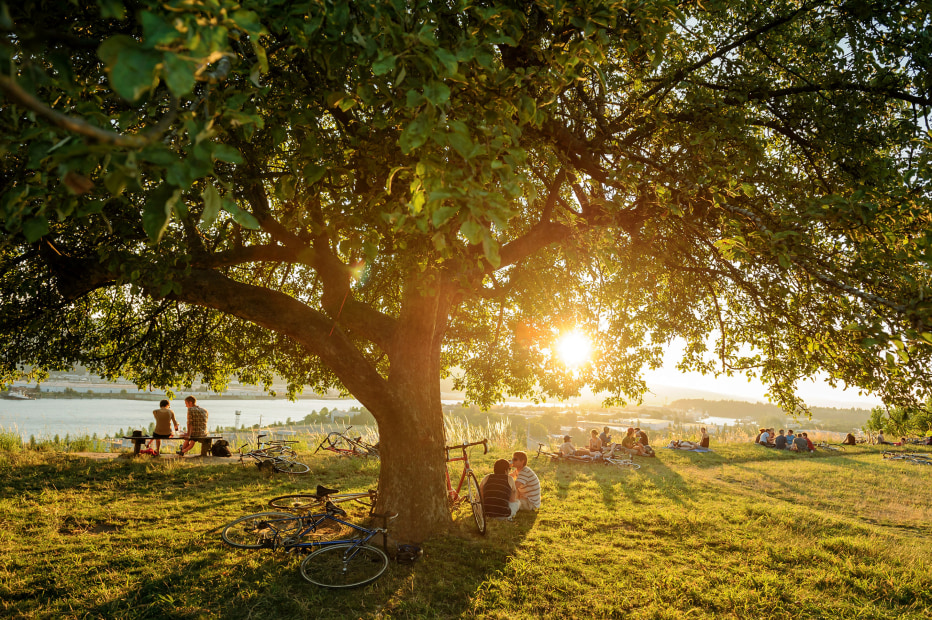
[211,439,232,457]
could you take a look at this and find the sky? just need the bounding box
[641,340,882,409]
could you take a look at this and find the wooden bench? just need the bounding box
[122,435,224,457]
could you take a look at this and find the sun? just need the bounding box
[556,330,592,368]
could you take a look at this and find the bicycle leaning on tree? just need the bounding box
[445,438,488,535]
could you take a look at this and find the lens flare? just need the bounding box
[556,330,591,368]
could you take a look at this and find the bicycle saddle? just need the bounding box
[316,484,339,497]
[324,501,347,517]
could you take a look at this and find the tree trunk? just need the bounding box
[358,284,454,543]
[372,389,451,543]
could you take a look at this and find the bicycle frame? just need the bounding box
[444,439,487,503]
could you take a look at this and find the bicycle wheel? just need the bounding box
[273,459,310,474]
[268,494,322,511]
[221,512,300,549]
[606,458,641,470]
[299,543,389,588]
[465,470,486,535]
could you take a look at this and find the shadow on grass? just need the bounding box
[2,452,540,619]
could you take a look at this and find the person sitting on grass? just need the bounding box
[759,428,773,446]
[588,429,603,455]
[511,451,541,512]
[772,429,787,450]
[599,426,612,448]
[843,433,857,445]
[146,399,178,456]
[177,396,208,456]
[754,428,765,444]
[803,432,815,452]
[480,458,519,520]
[791,432,809,452]
[621,428,648,456]
[785,429,796,447]
[559,435,591,458]
[698,427,710,449]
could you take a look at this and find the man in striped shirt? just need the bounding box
[511,451,541,512]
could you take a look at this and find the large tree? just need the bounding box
[2,0,931,539]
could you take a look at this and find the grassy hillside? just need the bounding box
[1,442,930,619]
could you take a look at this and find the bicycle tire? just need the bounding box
[273,459,310,474]
[606,459,641,470]
[465,470,486,535]
[221,512,299,549]
[299,542,389,588]
[268,494,322,511]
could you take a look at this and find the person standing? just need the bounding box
[511,451,541,512]
[147,399,178,456]
[178,396,208,456]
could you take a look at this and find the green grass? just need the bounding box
[1,443,930,619]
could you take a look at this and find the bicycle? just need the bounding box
[239,434,309,474]
[445,439,487,535]
[315,426,380,458]
[221,486,396,588]
[268,484,378,514]
[882,451,932,465]
[816,442,844,452]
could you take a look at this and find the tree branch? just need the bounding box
[0,76,178,147]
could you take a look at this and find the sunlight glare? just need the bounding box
[557,330,591,368]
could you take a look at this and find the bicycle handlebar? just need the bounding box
[444,438,488,455]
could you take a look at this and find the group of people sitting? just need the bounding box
[479,450,542,520]
[558,426,655,459]
[874,431,932,446]
[755,428,815,452]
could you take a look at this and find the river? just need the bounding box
[0,398,363,439]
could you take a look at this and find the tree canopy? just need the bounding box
[2,0,931,537]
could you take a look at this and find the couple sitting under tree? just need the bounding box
[479,451,541,520]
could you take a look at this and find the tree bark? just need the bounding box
[354,281,455,543]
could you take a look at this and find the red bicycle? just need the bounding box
[445,438,488,535]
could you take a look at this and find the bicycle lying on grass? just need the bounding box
[536,442,641,470]
[239,434,309,474]
[882,451,932,466]
[445,439,487,535]
[315,426,380,458]
[816,442,845,452]
[268,484,378,515]
[221,485,396,588]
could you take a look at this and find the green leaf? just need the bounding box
[222,198,260,229]
[200,184,221,228]
[162,53,196,97]
[99,36,160,102]
[304,164,326,186]
[143,185,181,242]
[97,0,125,20]
[140,11,179,47]
[399,113,433,154]
[460,218,483,244]
[211,144,243,164]
[385,166,406,194]
[423,81,451,106]
[431,205,458,227]
[434,49,458,75]
[22,217,49,242]
[231,9,265,35]
[372,51,396,76]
